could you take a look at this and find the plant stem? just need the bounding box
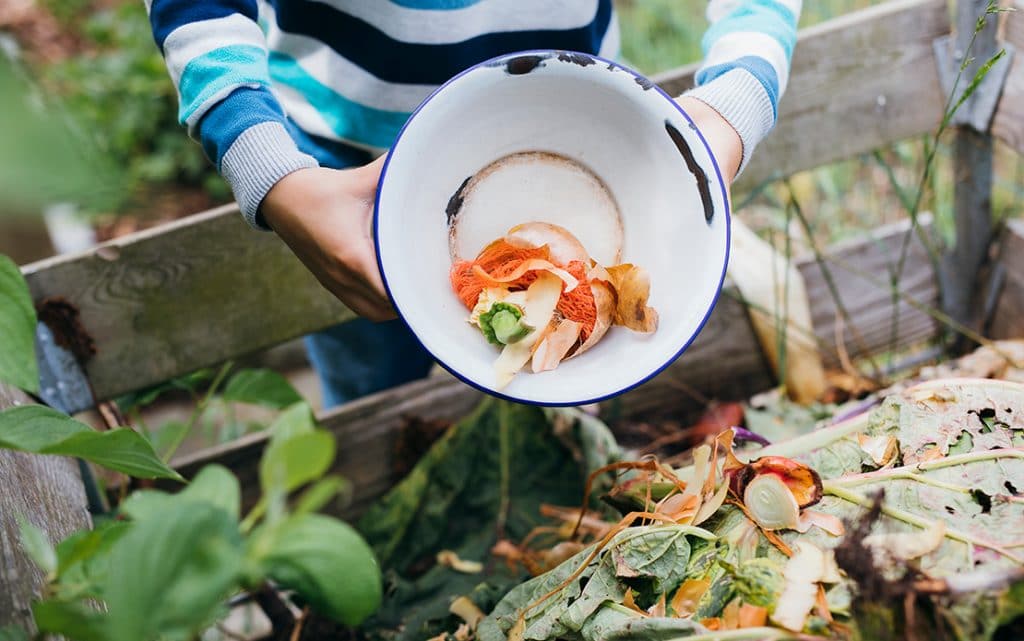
[748,413,872,461]
[824,482,1024,564]
[784,181,885,382]
[162,361,233,462]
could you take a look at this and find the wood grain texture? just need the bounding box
[990,219,1024,339]
[0,385,91,633]
[991,0,1024,154]
[22,205,353,407]
[169,222,940,520]
[654,0,950,191]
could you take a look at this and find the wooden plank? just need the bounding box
[991,0,1024,155]
[0,385,91,633]
[990,219,1024,339]
[654,0,950,191]
[169,221,939,520]
[22,205,353,407]
[800,219,940,368]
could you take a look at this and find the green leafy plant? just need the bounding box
[0,251,380,639]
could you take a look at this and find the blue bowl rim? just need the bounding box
[373,48,732,407]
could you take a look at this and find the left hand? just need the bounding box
[674,96,743,186]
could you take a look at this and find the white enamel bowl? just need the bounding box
[374,50,730,406]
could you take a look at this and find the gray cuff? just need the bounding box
[221,121,319,230]
[682,69,776,176]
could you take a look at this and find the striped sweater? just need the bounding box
[145,0,801,228]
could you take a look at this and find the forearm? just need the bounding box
[683,0,802,174]
[146,0,317,228]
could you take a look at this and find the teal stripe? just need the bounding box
[702,0,797,61]
[388,0,482,7]
[268,52,412,149]
[178,44,269,125]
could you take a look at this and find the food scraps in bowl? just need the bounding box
[449,222,658,389]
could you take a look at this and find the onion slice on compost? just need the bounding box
[742,456,824,508]
[606,264,658,332]
[743,473,800,531]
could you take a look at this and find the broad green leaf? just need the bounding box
[0,254,38,394]
[101,502,244,641]
[0,625,30,641]
[260,430,335,496]
[121,464,240,522]
[358,400,621,641]
[255,513,381,626]
[293,475,350,516]
[33,600,109,641]
[17,516,57,576]
[54,519,130,596]
[0,406,183,480]
[267,401,316,443]
[222,368,303,409]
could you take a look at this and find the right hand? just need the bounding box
[260,156,397,322]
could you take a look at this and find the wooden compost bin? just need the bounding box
[3,0,1024,632]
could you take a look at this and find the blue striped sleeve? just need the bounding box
[684,0,802,175]
[147,0,317,228]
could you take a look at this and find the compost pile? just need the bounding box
[357,347,1024,641]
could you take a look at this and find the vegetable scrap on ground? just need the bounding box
[355,341,1024,641]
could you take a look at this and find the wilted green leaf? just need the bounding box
[254,513,381,626]
[18,516,57,576]
[222,369,303,409]
[359,401,621,641]
[0,406,182,480]
[0,255,38,393]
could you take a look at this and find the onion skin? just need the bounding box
[743,473,801,531]
[733,456,824,509]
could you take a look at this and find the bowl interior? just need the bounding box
[375,52,729,405]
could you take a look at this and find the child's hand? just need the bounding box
[261,156,396,322]
[674,96,743,187]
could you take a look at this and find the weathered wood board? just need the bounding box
[991,0,1024,155]
[990,219,1024,339]
[22,206,354,409]
[0,385,91,634]
[19,0,955,408]
[169,219,939,519]
[654,0,950,192]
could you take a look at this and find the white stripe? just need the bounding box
[598,9,621,60]
[163,14,267,88]
[264,16,435,112]
[707,0,802,23]
[309,0,599,45]
[272,84,389,154]
[702,31,790,94]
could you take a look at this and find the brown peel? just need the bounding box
[531,319,581,373]
[606,263,658,332]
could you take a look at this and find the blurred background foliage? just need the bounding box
[0,0,1021,258]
